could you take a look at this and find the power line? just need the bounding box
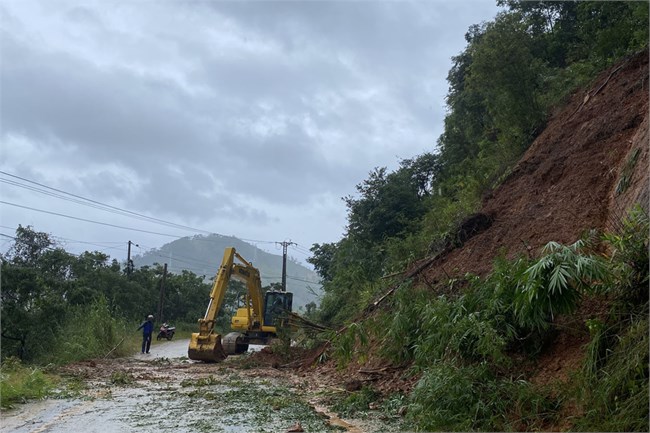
[1,201,186,238]
[264,274,322,285]
[0,172,213,234]
[0,224,124,247]
[1,171,281,245]
[1,172,320,272]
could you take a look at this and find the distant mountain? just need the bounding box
[132,234,322,309]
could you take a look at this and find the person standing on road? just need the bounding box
[137,314,154,354]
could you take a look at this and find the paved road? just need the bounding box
[136,337,190,359]
[138,338,264,360]
[0,340,288,433]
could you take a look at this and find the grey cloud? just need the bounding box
[1,0,500,242]
[0,31,205,155]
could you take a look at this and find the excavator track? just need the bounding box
[222,332,249,355]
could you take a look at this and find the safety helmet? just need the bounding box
[147,315,154,320]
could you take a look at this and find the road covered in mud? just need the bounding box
[1,340,391,433]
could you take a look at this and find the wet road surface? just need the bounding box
[0,339,338,433]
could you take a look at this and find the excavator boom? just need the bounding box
[188,247,236,362]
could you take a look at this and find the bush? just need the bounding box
[40,297,138,364]
[603,205,649,308]
[0,357,56,408]
[407,362,558,431]
[576,208,649,432]
[515,239,607,332]
[577,316,649,431]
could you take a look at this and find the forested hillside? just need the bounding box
[133,234,321,308]
[309,0,648,326]
[306,2,649,431]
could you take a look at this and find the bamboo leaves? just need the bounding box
[515,239,607,331]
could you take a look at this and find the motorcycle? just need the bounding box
[157,323,176,341]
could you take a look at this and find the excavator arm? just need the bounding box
[187,247,237,362]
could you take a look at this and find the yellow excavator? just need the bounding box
[188,247,293,362]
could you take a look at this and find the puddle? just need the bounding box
[310,402,364,433]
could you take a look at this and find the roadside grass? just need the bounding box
[37,297,141,365]
[0,357,57,409]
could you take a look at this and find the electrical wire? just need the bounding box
[1,201,187,238]
[1,172,323,278]
[0,172,213,234]
[1,171,281,244]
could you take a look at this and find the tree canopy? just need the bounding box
[309,1,648,327]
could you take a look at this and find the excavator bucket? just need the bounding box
[188,332,227,362]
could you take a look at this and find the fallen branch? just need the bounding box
[358,365,405,374]
[104,337,125,359]
[297,252,444,368]
[569,60,627,120]
[593,64,624,96]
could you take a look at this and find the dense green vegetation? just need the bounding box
[328,207,648,431]
[0,226,271,365]
[3,227,172,363]
[309,0,648,327]
[306,1,648,431]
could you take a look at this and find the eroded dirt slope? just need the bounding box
[421,50,649,283]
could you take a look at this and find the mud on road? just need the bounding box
[1,340,391,433]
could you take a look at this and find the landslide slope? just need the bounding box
[268,52,648,431]
[421,50,649,284]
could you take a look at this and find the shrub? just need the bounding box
[0,357,55,408]
[407,362,558,431]
[578,317,649,432]
[515,239,607,332]
[602,205,649,308]
[41,296,137,364]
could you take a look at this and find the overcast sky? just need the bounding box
[0,0,501,267]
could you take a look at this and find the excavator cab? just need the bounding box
[263,291,293,328]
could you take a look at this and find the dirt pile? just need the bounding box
[421,50,649,283]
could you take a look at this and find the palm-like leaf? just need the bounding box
[516,239,606,331]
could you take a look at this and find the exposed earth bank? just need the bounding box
[423,49,649,283]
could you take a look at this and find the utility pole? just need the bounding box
[127,240,139,275]
[277,240,296,292]
[158,263,167,323]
